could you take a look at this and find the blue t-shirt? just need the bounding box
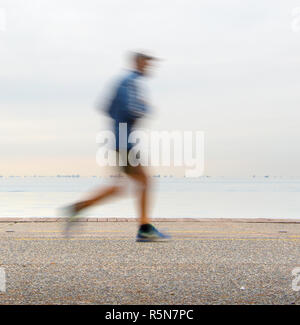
[105,70,149,150]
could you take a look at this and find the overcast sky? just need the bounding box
[1,0,300,176]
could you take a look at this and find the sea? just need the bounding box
[0,176,300,219]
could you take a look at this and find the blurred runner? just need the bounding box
[61,52,170,242]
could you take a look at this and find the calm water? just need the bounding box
[0,177,300,219]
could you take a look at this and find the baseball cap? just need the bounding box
[133,51,161,61]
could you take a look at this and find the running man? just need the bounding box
[61,52,170,242]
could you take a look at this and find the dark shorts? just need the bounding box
[116,149,141,174]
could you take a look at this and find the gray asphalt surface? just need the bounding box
[0,221,300,305]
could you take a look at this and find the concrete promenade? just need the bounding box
[0,219,300,304]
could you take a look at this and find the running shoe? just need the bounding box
[136,224,171,242]
[59,204,79,237]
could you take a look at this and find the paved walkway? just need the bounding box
[0,220,300,304]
